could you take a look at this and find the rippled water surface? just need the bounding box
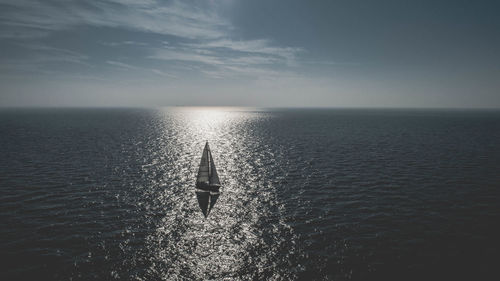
[1,108,500,280]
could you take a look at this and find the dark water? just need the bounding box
[1,108,500,280]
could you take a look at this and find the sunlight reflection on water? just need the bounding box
[142,107,297,280]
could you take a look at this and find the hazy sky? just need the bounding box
[1,0,499,107]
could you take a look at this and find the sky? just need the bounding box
[0,0,499,108]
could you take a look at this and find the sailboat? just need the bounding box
[195,141,221,217]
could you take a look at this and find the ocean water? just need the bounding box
[1,108,499,280]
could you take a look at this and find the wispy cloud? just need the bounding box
[149,38,303,79]
[106,60,177,78]
[0,0,229,40]
[100,41,149,47]
[186,39,302,63]
[0,0,304,80]
[106,60,137,70]
[149,46,293,79]
[150,48,224,66]
[20,44,89,64]
[0,43,90,75]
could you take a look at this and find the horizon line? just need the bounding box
[1,105,500,111]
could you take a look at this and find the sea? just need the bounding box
[1,107,499,280]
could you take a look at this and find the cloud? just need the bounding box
[0,0,304,81]
[106,60,137,70]
[21,44,89,63]
[190,39,302,61]
[0,43,90,75]
[150,48,223,66]
[99,41,149,47]
[0,0,229,40]
[150,69,177,78]
[149,46,290,79]
[179,39,303,66]
[106,60,177,78]
[148,38,303,79]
